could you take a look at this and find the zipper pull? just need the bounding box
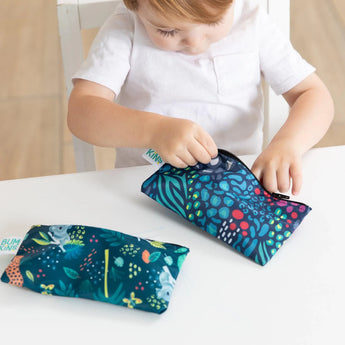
[271,192,290,200]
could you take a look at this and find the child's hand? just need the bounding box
[150,116,218,168]
[251,142,303,196]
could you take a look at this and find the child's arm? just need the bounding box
[68,79,218,167]
[251,72,334,195]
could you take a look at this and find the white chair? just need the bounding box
[57,0,290,172]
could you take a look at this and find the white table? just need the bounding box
[1,146,344,344]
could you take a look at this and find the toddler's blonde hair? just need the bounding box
[123,0,233,24]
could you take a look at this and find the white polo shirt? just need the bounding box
[73,0,315,167]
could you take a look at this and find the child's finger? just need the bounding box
[290,162,303,195]
[276,163,291,193]
[168,156,188,169]
[251,157,265,183]
[177,150,198,167]
[195,130,218,158]
[251,165,262,182]
[262,166,278,193]
[189,140,213,164]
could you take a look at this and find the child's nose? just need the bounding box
[182,32,205,49]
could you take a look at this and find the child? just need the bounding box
[68,0,334,195]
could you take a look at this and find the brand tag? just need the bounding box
[0,237,23,256]
[142,149,164,168]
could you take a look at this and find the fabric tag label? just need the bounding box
[0,237,23,256]
[142,149,164,168]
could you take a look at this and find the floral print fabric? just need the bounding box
[141,150,311,265]
[1,225,189,314]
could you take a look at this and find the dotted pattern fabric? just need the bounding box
[1,225,189,314]
[142,150,311,265]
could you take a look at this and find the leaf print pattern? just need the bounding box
[142,149,311,265]
[1,225,189,314]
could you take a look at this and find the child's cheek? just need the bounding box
[149,34,178,52]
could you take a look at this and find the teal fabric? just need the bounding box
[1,225,189,314]
[142,150,311,265]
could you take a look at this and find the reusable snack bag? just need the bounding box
[1,224,189,314]
[142,149,311,265]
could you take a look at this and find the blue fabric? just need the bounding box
[142,150,311,265]
[1,225,189,313]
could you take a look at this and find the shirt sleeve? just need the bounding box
[72,4,134,97]
[257,7,315,95]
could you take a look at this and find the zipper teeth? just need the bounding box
[217,149,311,209]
